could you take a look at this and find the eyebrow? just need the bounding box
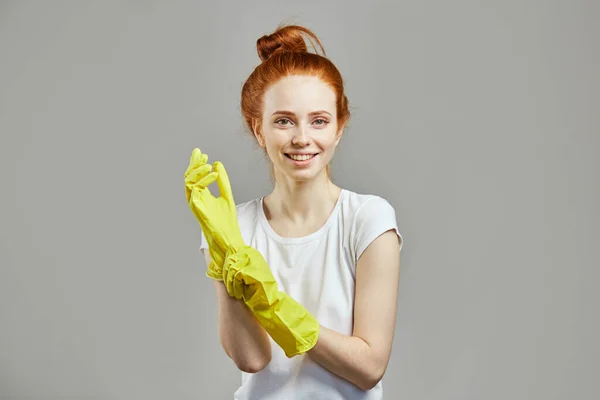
[272,110,332,117]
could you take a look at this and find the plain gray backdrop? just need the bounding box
[1,1,598,399]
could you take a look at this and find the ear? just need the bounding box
[252,120,265,147]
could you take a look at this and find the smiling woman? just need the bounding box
[188,23,404,400]
[241,25,350,183]
[257,74,341,181]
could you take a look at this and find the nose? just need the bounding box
[291,126,310,146]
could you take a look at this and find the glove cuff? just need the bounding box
[205,259,223,281]
[252,293,320,358]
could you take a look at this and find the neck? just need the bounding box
[266,171,341,225]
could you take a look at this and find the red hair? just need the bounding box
[241,24,350,139]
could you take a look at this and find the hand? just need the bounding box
[222,245,279,306]
[222,244,320,358]
[184,148,217,204]
[184,148,245,277]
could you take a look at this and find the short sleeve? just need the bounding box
[353,196,403,262]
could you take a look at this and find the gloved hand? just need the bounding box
[222,244,320,358]
[184,148,245,279]
[186,149,320,357]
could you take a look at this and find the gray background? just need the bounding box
[1,1,598,399]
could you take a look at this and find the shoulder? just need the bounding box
[339,189,403,261]
[340,189,397,223]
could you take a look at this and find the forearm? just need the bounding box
[214,244,386,383]
[307,325,387,391]
[212,279,272,372]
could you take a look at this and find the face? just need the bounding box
[256,75,343,182]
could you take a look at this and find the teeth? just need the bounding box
[289,154,315,161]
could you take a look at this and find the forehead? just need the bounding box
[263,75,336,113]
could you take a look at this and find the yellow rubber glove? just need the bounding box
[186,149,320,357]
[184,148,245,279]
[222,244,320,358]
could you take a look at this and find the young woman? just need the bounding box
[185,24,403,400]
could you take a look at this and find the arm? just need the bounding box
[205,251,272,373]
[185,150,271,371]
[307,229,401,390]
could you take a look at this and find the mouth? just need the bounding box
[284,153,319,166]
[285,153,319,161]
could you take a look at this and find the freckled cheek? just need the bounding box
[315,138,338,151]
[264,137,287,151]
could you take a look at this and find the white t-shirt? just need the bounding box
[200,188,403,400]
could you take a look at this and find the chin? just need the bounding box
[273,155,330,182]
[287,167,325,182]
[291,174,317,183]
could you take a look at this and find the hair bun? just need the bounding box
[256,25,325,62]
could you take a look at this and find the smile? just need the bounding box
[285,153,318,161]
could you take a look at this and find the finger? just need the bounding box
[185,164,214,203]
[185,163,213,187]
[213,161,234,205]
[190,171,218,192]
[186,167,217,202]
[184,148,208,177]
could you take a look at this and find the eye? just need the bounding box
[275,118,293,126]
[313,118,329,126]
